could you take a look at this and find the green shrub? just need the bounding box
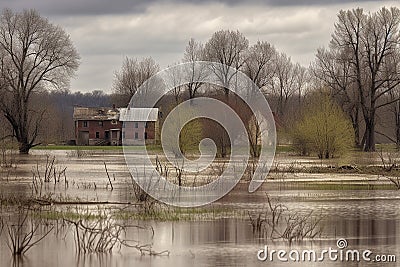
[292,92,354,159]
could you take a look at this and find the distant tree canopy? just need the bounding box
[0,9,80,154]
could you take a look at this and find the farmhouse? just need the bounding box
[119,107,159,145]
[73,106,122,145]
[73,106,159,146]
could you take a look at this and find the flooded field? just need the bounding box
[0,149,399,266]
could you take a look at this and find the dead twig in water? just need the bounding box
[104,162,113,190]
[248,194,323,245]
[6,209,54,255]
[64,217,169,256]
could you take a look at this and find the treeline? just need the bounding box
[45,7,400,150]
[111,6,400,152]
[0,90,112,145]
[1,7,399,153]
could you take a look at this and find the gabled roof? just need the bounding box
[73,107,119,121]
[119,108,159,122]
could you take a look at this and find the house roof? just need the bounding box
[73,107,119,121]
[119,108,159,122]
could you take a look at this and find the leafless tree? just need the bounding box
[204,29,249,97]
[243,40,276,94]
[317,7,400,151]
[295,64,309,106]
[165,62,184,105]
[182,38,208,100]
[0,9,80,154]
[112,56,159,106]
[272,53,307,116]
[314,47,362,147]
[384,52,400,146]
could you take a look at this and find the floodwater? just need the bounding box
[0,150,399,266]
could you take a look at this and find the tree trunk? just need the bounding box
[19,142,31,154]
[353,121,360,148]
[396,102,400,148]
[363,117,376,152]
[351,104,361,148]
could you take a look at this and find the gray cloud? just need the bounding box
[0,0,379,16]
[0,0,396,92]
[0,0,153,16]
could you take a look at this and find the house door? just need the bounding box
[104,131,110,140]
[78,131,89,145]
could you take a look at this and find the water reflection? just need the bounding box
[1,211,398,266]
[0,150,399,266]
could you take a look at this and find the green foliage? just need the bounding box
[292,92,354,159]
[161,104,203,156]
[179,119,203,155]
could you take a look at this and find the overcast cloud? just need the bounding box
[0,0,397,92]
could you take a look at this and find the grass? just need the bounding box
[33,209,105,221]
[376,143,399,152]
[275,144,294,153]
[33,145,124,150]
[271,164,400,176]
[114,206,243,221]
[32,144,162,151]
[32,144,295,153]
[273,181,396,191]
[28,205,242,222]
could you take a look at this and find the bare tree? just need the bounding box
[323,7,400,151]
[0,9,80,154]
[295,64,309,106]
[204,29,249,97]
[243,40,276,93]
[314,47,362,147]
[183,38,207,100]
[112,56,159,106]
[385,51,400,146]
[272,53,306,116]
[165,63,184,105]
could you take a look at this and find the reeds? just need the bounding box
[31,154,67,197]
[249,194,323,245]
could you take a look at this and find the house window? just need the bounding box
[95,132,100,138]
[111,120,117,125]
[134,122,138,128]
[144,132,148,139]
[98,121,103,126]
[83,121,88,127]
[145,122,148,128]
[134,132,138,139]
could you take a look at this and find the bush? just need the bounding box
[292,92,354,159]
[161,104,203,156]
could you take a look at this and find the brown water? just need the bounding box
[0,150,399,266]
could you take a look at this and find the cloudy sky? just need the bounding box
[0,0,397,92]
